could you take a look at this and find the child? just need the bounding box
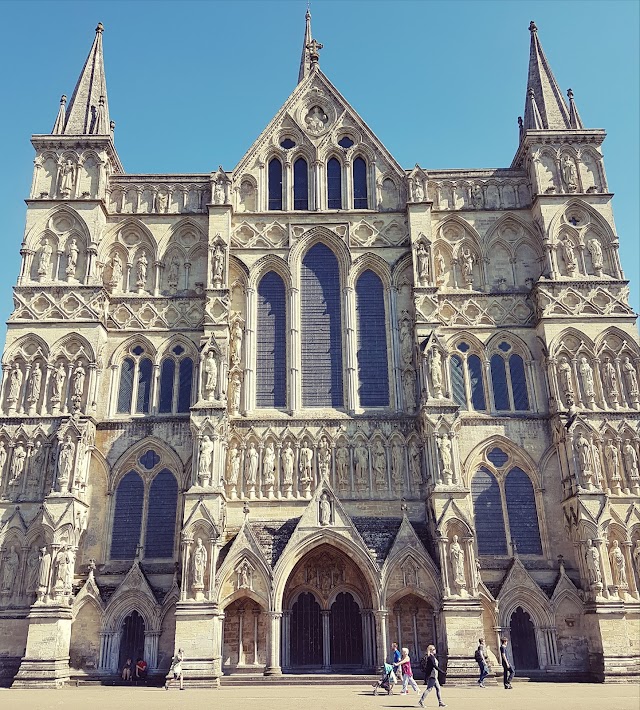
[165,648,184,690]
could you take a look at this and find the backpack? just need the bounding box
[474,648,484,663]
[420,653,430,673]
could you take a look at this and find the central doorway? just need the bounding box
[118,610,145,671]
[290,592,322,666]
[510,606,539,670]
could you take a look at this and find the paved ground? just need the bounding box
[2,682,640,710]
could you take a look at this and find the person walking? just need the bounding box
[165,648,185,690]
[398,647,419,695]
[474,637,490,687]
[500,637,514,689]
[418,645,446,707]
[391,641,402,680]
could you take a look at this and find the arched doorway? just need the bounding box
[222,598,267,670]
[388,593,437,674]
[118,611,145,671]
[290,592,322,667]
[329,592,362,666]
[510,607,539,670]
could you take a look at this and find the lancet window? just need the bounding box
[117,345,153,415]
[268,157,283,210]
[158,345,194,414]
[327,157,342,209]
[256,271,287,408]
[293,157,309,210]
[448,342,487,412]
[352,157,368,209]
[489,341,530,412]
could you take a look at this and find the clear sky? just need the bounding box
[0,0,638,335]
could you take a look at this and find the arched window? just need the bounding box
[449,355,466,409]
[490,354,510,410]
[159,359,175,413]
[468,354,487,411]
[109,450,180,561]
[327,158,342,209]
[116,346,156,416]
[509,354,530,411]
[117,357,135,414]
[158,346,194,415]
[301,243,343,407]
[490,342,530,412]
[268,157,283,210]
[257,271,287,408]
[293,157,309,210]
[505,467,542,554]
[177,358,193,413]
[110,470,144,559]
[471,468,507,555]
[353,157,368,209]
[449,343,487,412]
[355,270,389,407]
[135,358,153,414]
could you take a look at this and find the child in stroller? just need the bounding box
[372,662,396,695]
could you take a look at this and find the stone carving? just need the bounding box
[408,440,422,486]
[602,357,619,406]
[318,437,331,479]
[198,435,213,485]
[400,319,413,366]
[304,105,328,134]
[391,443,403,488]
[585,539,602,586]
[609,540,628,589]
[461,248,474,287]
[435,251,446,286]
[27,362,43,408]
[9,443,26,486]
[38,238,53,278]
[192,538,207,591]
[623,441,639,484]
[604,440,622,488]
[336,446,349,487]
[560,235,577,275]
[57,435,75,491]
[282,442,294,486]
[578,357,595,403]
[354,443,368,487]
[229,373,241,415]
[7,363,23,406]
[53,546,74,594]
[167,255,180,291]
[37,547,52,601]
[416,241,430,285]
[561,155,578,192]
[72,362,85,409]
[245,442,258,486]
[230,318,243,367]
[299,440,313,484]
[590,441,603,489]
[263,442,275,487]
[58,159,75,197]
[51,362,66,404]
[0,546,19,594]
[587,238,604,274]
[428,347,443,398]
[633,540,640,583]
[226,444,240,487]
[135,250,148,290]
[319,492,332,526]
[155,190,168,213]
[65,238,78,278]
[622,357,639,402]
[212,244,225,286]
[437,434,453,484]
[204,350,218,400]
[236,559,254,590]
[0,442,7,488]
[575,432,593,486]
[372,439,387,488]
[403,371,416,412]
[471,184,484,209]
[26,546,40,594]
[109,252,123,288]
[557,356,574,398]
[449,535,466,592]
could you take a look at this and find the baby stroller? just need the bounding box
[372,662,396,695]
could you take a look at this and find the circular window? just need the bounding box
[338,136,354,149]
[280,138,296,149]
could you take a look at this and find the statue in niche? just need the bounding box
[429,347,443,397]
[226,444,240,486]
[413,180,424,202]
[0,546,19,594]
[110,253,123,288]
[204,350,218,400]
[9,443,26,485]
[435,251,446,286]
[282,442,294,486]
[192,538,207,589]
[319,493,332,526]
[0,442,7,488]
[230,319,243,367]
[403,371,416,412]
[587,238,604,273]
[26,546,40,593]
[135,250,148,289]
[51,362,66,403]
[156,191,168,213]
[604,440,621,485]
[372,440,387,488]
[354,443,368,485]
[54,546,74,593]
[305,106,328,133]
[578,357,595,401]
[38,239,53,277]
[590,441,603,489]
[561,155,578,192]
[461,248,474,287]
[198,435,213,484]
[557,356,574,398]
[213,181,225,205]
[633,540,640,582]
[449,535,466,590]
[245,442,258,486]
[239,181,256,212]
[236,559,254,590]
[29,440,46,485]
[399,319,412,366]
[336,446,349,487]
[8,363,23,404]
[167,255,180,290]
[416,242,430,284]
[72,362,85,403]
[65,238,78,278]
[27,362,43,407]
[391,443,403,487]
[574,432,592,479]
[263,442,275,486]
[560,235,577,274]
[37,547,52,601]
[58,159,75,197]
[471,184,484,209]
[212,245,224,285]
[623,440,639,482]
[437,434,453,482]
[609,540,628,588]
[408,441,422,486]
[299,440,313,484]
[585,539,602,585]
[602,357,619,402]
[57,435,75,490]
[229,373,241,414]
[318,437,331,479]
[622,356,638,400]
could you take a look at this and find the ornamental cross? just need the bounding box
[307,38,323,63]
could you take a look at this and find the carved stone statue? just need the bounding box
[236,559,253,590]
[416,242,430,284]
[51,362,66,402]
[449,535,466,591]
[438,434,453,482]
[212,245,224,285]
[0,442,7,488]
[110,252,123,288]
[8,363,23,404]
[622,356,639,400]
[226,445,240,486]
[561,155,578,192]
[403,371,416,412]
[198,435,213,484]
[609,540,628,588]
[319,493,332,526]
[167,255,180,290]
[336,446,349,487]
[602,357,619,403]
[37,547,51,600]
[0,546,19,594]
[354,444,368,485]
[623,440,639,483]
[429,347,443,396]
[38,239,53,277]
[587,238,604,272]
[263,442,275,486]
[560,235,577,274]
[578,356,595,400]
[318,437,331,479]
[192,538,207,589]
[230,319,243,367]
[604,439,622,485]
[299,440,313,484]
[585,539,602,585]
[9,443,26,484]
[557,356,574,397]
[413,180,424,202]
[57,435,75,490]
[372,440,386,487]
[65,238,78,278]
[27,362,43,406]
[471,184,484,209]
[574,431,592,478]
[229,373,241,414]
[245,442,258,486]
[155,190,168,213]
[53,546,74,593]
[72,362,85,401]
[633,540,640,584]
[408,441,422,485]
[590,441,603,489]
[282,442,294,486]
[58,159,75,197]
[461,248,474,286]
[435,251,446,285]
[134,250,148,290]
[400,320,412,365]
[391,443,403,487]
[26,546,40,593]
[204,350,218,400]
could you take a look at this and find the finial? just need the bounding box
[518,116,523,128]
[528,87,535,98]
[307,37,323,65]
[567,88,574,100]
[400,498,408,513]
[60,94,67,105]
[96,22,104,34]
[558,554,565,574]
[529,20,537,33]
[98,95,105,106]
[110,120,115,134]
[243,500,250,517]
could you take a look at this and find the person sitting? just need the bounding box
[135,657,148,682]
[121,657,133,681]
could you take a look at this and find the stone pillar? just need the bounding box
[321,610,331,670]
[289,286,301,413]
[374,610,389,670]
[439,597,485,683]
[173,599,221,686]
[264,611,282,675]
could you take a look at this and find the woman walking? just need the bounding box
[398,647,419,694]
[418,645,446,707]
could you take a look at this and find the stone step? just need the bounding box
[220,674,379,686]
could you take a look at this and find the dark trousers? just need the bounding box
[503,664,514,687]
[478,662,489,683]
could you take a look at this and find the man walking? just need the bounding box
[391,641,401,680]
[474,637,489,687]
[418,645,446,707]
[500,637,514,689]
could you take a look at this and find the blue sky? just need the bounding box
[0,0,637,334]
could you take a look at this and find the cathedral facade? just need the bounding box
[0,14,639,687]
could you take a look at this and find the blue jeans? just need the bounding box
[503,665,514,687]
[478,662,489,683]
[419,677,443,704]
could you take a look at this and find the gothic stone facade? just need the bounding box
[0,19,639,687]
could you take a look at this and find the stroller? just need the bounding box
[372,662,396,695]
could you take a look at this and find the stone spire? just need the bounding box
[62,22,111,135]
[298,7,318,83]
[51,95,67,135]
[523,21,571,131]
[567,88,584,129]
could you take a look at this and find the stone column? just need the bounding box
[264,611,282,675]
[281,610,291,669]
[321,610,331,670]
[238,607,245,665]
[343,284,358,413]
[438,535,451,597]
[374,610,389,670]
[244,286,256,412]
[145,631,160,670]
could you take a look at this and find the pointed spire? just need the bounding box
[51,95,67,135]
[64,22,111,135]
[298,8,313,83]
[567,88,584,129]
[523,87,544,130]
[524,21,571,130]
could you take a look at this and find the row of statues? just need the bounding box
[585,538,640,593]
[558,234,606,277]
[0,543,75,602]
[36,237,79,280]
[573,432,639,492]
[557,354,639,409]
